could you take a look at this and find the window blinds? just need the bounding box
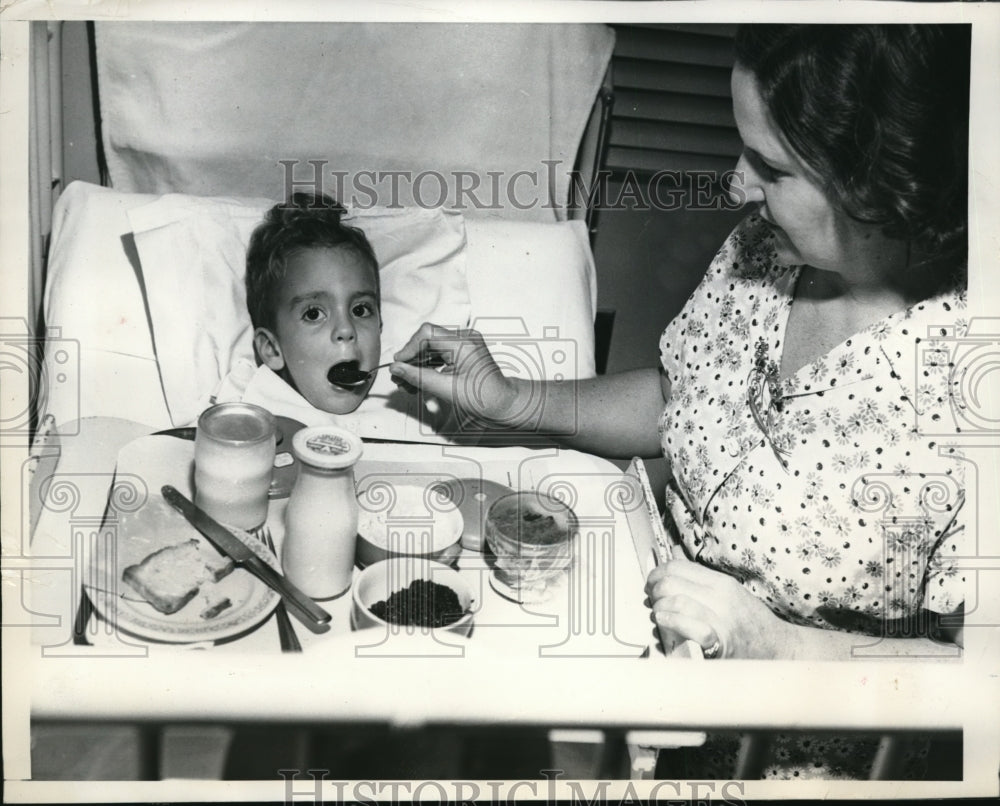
[607,24,741,178]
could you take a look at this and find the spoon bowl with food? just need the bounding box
[327,356,447,389]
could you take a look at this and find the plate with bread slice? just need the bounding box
[86,435,281,644]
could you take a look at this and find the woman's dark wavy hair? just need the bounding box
[734,24,970,273]
[245,192,379,331]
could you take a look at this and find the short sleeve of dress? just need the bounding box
[924,516,966,615]
[657,258,713,384]
[658,291,694,384]
[659,214,779,383]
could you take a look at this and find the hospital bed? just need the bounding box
[26,20,641,782]
[22,20,967,787]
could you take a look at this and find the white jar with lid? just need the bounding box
[282,426,363,600]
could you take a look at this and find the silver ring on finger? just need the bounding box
[702,638,722,660]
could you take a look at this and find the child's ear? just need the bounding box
[253,327,285,371]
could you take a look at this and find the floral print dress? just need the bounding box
[657,215,968,779]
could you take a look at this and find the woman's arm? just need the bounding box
[503,366,668,458]
[782,621,963,661]
[646,561,964,660]
[390,323,670,459]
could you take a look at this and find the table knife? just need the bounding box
[152,417,298,445]
[161,485,331,632]
[151,427,197,440]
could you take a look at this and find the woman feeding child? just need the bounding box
[390,23,970,778]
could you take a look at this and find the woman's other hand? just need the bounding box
[645,560,799,660]
[390,322,521,427]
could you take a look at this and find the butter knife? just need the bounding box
[161,485,331,632]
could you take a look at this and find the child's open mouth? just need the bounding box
[327,360,370,389]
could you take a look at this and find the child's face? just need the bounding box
[255,246,381,414]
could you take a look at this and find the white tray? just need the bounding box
[85,438,656,658]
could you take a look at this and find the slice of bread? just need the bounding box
[196,541,236,583]
[123,539,236,615]
[200,597,233,620]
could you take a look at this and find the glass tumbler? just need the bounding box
[485,490,578,603]
[194,402,277,530]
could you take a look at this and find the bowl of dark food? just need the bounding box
[350,558,475,637]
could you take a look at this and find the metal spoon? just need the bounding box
[327,356,445,388]
[326,361,390,388]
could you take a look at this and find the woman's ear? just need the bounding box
[253,327,285,372]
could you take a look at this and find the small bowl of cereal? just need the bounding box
[355,482,464,568]
[350,558,475,637]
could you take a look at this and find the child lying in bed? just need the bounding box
[243,192,382,417]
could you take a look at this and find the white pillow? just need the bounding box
[44,183,173,428]
[465,217,597,380]
[126,193,471,427]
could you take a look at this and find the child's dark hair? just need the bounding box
[245,192,379,331]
